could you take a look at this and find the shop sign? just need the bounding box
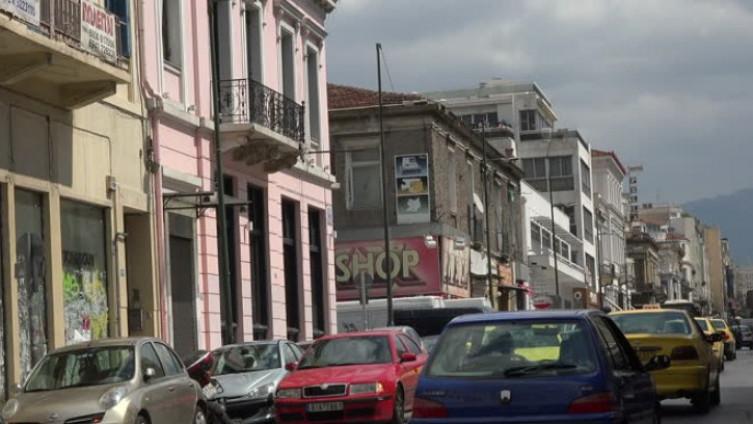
[0,0,40,25]
[335,237,441,301]
[81,0,117,63]
[395,153,430,224]
[441,237,470,297]
[533,295,554,310]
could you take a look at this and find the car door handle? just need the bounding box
[168,386,176,393]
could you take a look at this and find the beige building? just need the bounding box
[0,0,157,401]
[704,227,727,316]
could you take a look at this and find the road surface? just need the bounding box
[664,347,753,423]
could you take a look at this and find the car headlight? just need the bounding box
[1,399,19,419]
[249,383,275,399]
[276,388,302,399]
[98,386,129,410]
[349,382,384,395]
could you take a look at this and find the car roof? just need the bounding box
[53,337,160,353]
[450,310,599,325]
[611,308,688,316]
[211,340,284,351]
[319,330,399,339]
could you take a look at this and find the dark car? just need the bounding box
[732,325,753,349]
[412,310,669,423]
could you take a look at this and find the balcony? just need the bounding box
[0,0,130,109]
[218,78,305,172]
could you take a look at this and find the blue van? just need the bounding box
[411,310,669,423]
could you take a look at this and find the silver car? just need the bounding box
[1,338,206,424]
[210,341,302,423]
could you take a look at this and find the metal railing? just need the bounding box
[40,0,81,43]
[219,78,305,143]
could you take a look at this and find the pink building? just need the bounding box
[139,0,337,355]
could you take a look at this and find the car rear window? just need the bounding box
[695,319,710,332]
[297,336,391,369]
[612,312,691,335]
[710,320,727,330]
[425,320,597,379]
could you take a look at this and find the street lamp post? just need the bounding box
[376,43,393,326]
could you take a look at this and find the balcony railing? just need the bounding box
[40,0,82,43]
[219,78,305,143]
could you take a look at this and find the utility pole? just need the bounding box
[481,122,497,310]
[546,135,561,307]
[376,43,393,326]
[209,0,234,344]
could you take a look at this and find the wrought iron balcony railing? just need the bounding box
[219,78,305,143]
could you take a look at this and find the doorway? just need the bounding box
[168,214,197,357]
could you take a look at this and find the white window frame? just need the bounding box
[242,0,265,84]
[158,0,186,103]
[345,140,381,210]
[304,41,321,147]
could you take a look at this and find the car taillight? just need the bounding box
[671,345,699,360]
[722,332,730,341]
[567,392,617,414]
[412,396,449,418]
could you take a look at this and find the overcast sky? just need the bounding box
[325,0,753,204]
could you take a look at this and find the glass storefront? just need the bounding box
[61,200,109,345]
[15,190,48,381]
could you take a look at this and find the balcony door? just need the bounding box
[245,5,263,83]
[280,28,295,99]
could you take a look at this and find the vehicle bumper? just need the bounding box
[275,395,394,423]
[411,412,619,423]
[724,342,735,355]
[221,397,275,424]
[653,365,708,399]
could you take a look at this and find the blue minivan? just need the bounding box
[411,310,669,423]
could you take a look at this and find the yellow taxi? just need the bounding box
[695,317,725,371]
[611,308,722,412]
[709,318,736,361]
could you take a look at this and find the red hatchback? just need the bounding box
[274,329,428,423]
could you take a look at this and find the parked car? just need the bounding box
[1,338,206,424]
[372,326,426,352]
[612,309,722,412]
[695,317,725,371]
[275,329,428,423]
[209,341,303,423]
[732,324,753,349]
[421,335,440,353]
[709,318,736,360]
[412,310,668,423]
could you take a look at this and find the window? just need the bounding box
[153,343,183,376]
[448,149,457,213]
[549,156,574,191]
[298,337,392,368]
[459,112,498,128]
[309,208,326,337]
[583,207,594,243]
[283,344,298,366]
[560,240,570,261]
[571,249,579,264]
[280,28,295,98]
[346,145,381,210]
[162,0,182,68]
[586,254,596,287]
[399,335,422,355]
[581,160,592,197]
[542,229,552,251]
[140,343,165,378]
[562,205,578,236]
[522,158,546,179]
[530,222,541,251]
[395,337,408,356]
[15,190,48,380]
[282,200,301,341]
[307,47,321,144]
[245,5,263,82]
[520,110,536,131]
[593,317,633,371]
[61,200,108,346]
[105,0,131,58]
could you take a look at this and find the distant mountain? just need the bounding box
[684,188,753,266]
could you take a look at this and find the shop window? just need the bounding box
[61,200,109,345]
[15,190,48,379]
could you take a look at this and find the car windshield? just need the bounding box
[612,312,692,335]
[213,344,281,375]
[710,320,727,330]
[425,320,597,379]
[695,319,711,332]
[298,336,392,369]
[25,346,134,392]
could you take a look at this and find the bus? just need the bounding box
[661,300,701,317]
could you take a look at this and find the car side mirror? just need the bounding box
[285,362,298,372]
[143,367,157,382]
[644,355,671,372]
[706,333,723,343]
[400,352,417,363]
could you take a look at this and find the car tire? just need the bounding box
[194,406,208,424]
[135,414,150,424]
[691,376,712,414]
[711,376,721,407]
[392,386,406,424]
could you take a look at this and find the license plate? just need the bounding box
[306,402,344,413]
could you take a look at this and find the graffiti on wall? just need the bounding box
[63,251,108,344]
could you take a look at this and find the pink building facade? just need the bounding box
[138,0,337,355]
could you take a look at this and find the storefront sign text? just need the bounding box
[0,0,40,25]
[81,0,117,63]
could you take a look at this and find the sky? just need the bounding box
[325,0,753,204]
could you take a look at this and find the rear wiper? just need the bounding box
[503,362,577,377]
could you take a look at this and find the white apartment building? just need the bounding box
[592,150,628,309]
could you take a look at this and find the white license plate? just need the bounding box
[306,402,344,413]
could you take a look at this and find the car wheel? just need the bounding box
[392,387,406,424]
[194,406,208,424]
[711,376,721,407]
[691,376,712,413]
[135,414,150,424]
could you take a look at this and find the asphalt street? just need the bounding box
[663,348,753,423]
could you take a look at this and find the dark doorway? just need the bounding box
[248,185,270,339]
[168,214,197,358]
[308,208,326,338]
[282,199,300,341]
[222,176,239,344]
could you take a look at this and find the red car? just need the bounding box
[274,329,428,423]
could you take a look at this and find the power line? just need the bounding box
[379,46,396,92]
